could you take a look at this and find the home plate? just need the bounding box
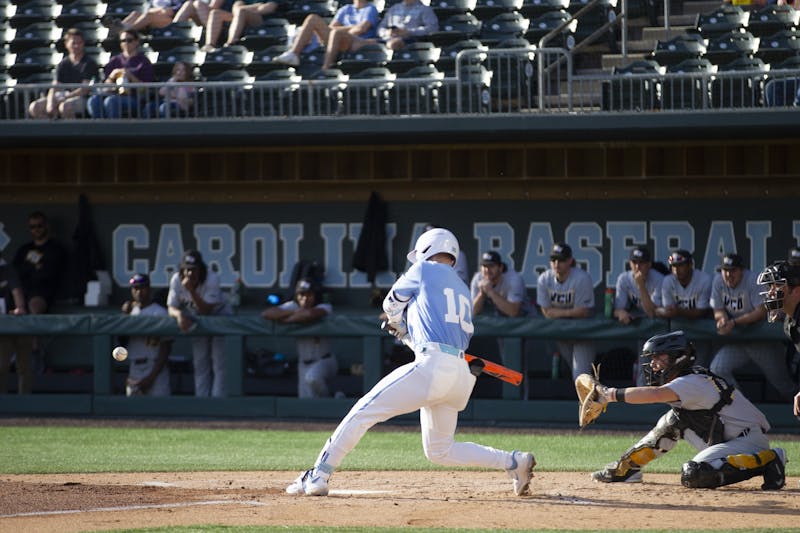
[330,489,391,495]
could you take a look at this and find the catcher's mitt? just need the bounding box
[575,364,609,428]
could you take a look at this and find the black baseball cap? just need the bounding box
[629,246,651,263]
[720,253,744,271]
[481,251,502,266]
[668,249,692,266]
[295,278,316,293]
[789,247,800,266]
[550,242,572,261]
[180,249,203,269]
[129,273,150,287]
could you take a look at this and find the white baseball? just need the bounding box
[112,346,128,362]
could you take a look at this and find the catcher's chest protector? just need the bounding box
[672,367,734,446]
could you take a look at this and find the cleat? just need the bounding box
[762,448,786,490]
[274,51,300,66]
[286,470,311,495]
[592,461,643,483]
[303,471,329,496]
[506,450,535,496]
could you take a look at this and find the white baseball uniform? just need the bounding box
[537,266,596,379]
[709,270,796,400]
[310,259,518,477]
[127,302,171,397]
[614,269,664,317]
[661,268,712,312]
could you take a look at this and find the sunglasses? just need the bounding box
[120,37,136,43]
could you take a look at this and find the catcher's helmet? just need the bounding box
[757,261,800,312]
[640,330,695,386]
[407,228,460,266]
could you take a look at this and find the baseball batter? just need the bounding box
[286,228,535,497]
[710,253,796,401]
[537,242,596,380]
[591,330,786,490]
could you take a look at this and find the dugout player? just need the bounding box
[286,228,535,497]
[591,330,786,490]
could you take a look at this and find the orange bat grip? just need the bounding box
[464,354,523,386]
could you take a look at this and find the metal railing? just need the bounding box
[3,52,800,120]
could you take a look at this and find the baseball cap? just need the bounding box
[180,249,203,269]
[129,273,150,287]
[789,247,800,266]
[720,253,744,270]
[295,278,316,294]
[629,245,651,263]
[550,242,573,261]
[668,249,692,266]
[481,251,502,266]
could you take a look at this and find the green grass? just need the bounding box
[1,425,799,476]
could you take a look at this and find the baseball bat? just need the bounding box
[380,321,523,386]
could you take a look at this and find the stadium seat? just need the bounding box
[525,9,574,48]
[487,37,535,111]
[435,38,487,75]
[388,64,444,114]
[650,33,706,68]
[709,55,768,108]
[153,44,201,81]
[7,44,60,80]
[0,46,14,74]
[336,42,391,75]
[147,21,201,52]
[754,29,800,67]
[567,0,617,47]
[344,66,395,115]
[762,47,800,106]
[385,40,440,74]
[438,63,492,113]
[82,43,108,72]
[8,0,58,28]
[54,0,101,27]
[294,45,327,78]
[246,44,291,76]
[240,17,292,50]
[283,0,336,25]
[473,0,523,21]
[103,0,148,21]
[196,68,253,117]
[601,59,664,111]
[8,20,58,53]
[293,67,348,115]
[248,66,301,116]
[428,12,482,47]
[200,44,252,78]
[704,30,758,68]
[430,0,476,18]
[661,57,715,110]
[747,4,799,38]
[694,4,749,41]
[56,20,106,53]
[518,0,568,19]
[478,11,529,46]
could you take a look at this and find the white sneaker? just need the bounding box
[274,50,300,66]
[506,450,535,496]
[303,470,330,496]
[286,470,310,495]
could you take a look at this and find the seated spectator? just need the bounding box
[656,249,712,320]
[12,211,68,315]
[536,242,596,380]
[28,28,99,120]
[174,0,232,30]
[0,253,34,395]
[145,60,195,117]
[120,273,172,397]
[261,277,339,398]
[167,249,232,397]
[273,0,379,70]
[709,253,796,401]
[103,0,185,36]
[87,30,155,119]
[203,0,279,52]
[613,245,664,324]
[376,0,438,51]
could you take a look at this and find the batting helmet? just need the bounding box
[407,228,460,266]
[757,260,800,312]
[640,330,696,386]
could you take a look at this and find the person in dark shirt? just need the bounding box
[0,253,34,394]
[12,211,68,314]
[28,28,99,119]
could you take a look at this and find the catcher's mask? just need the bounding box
[757,261,800,313]
[640,330,695,386]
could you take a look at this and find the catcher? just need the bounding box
[576,330,787,490]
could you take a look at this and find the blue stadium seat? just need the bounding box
[473,0,523,21]
[438,63,492,112]
[704,30,757,68]
[344,66,395,114]
[196,69,253,117]
[428,12,482,47]
[8,0,58,28]
[694,4,749,41]
[567,0,617,47]
[248,67,301,116]
[524,9,573,48]
[200,44,252,78]
[487,37,535,111]
[755,29,800,67]
[153,44,201,81]
[283,0,336,25]
[435,38,487,75]
[293,67,347,115]
[8,20,58,53]
[747,4,799,38]
[336,42,391,75]
[240,17,292,51]
[650,32,706,68]
[247,44,291,76]
[661,57,715,110]
[388,64,444,114]
[478,11,529,46]
[430,0,476,18]
[601,59,664,111]
[709,55,768,108]
[518,0,568,19]
[54,0,101,27]
[147,21,201,52]
[385,40,440,74]
[103,0,148,21]
[8,44,60,80]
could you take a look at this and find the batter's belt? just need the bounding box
[416,342,465,359]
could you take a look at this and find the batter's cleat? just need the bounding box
[506,450,535,496]
[761,448,787,491]
[592,463,643,483]
[286,470,311,495]
[302,469,330,496]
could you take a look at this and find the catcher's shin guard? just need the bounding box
[681,449,787,490]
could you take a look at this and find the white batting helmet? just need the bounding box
[407,228,460,266]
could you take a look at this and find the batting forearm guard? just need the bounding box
[383,289,410,325]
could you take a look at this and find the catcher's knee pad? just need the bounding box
[726,449,777,470]
[681,461,721,489]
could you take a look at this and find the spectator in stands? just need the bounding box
[537,242,596,380]
[120,273,172,397]
[174,0,232,32]
[261,277,339,398]
[167,249,232,397]
[273,0,380,70]
[613,245,664,324]
[28,28,99,120]
[145,60,195,117]
[87,30,155,119]
[0,252,34,395]
[376,0,438,51]
[12,211,68,315]
[103,0,185,36]
[709,253,796,401]
[202,0,279,52]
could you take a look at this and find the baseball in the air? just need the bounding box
[112,346,128,362]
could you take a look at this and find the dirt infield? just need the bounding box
[1,469,799,532]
